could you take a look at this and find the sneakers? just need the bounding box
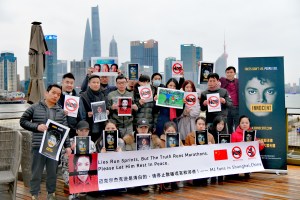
[47,193,57,200]
[31,195,39,200]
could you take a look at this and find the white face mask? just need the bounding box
[153,80,161,87]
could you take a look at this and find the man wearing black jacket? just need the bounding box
[20,84,71,200]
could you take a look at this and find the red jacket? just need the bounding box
[232,126,265,151]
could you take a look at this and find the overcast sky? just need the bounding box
[0,0,299,84]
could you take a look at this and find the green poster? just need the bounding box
[239,57,286,170]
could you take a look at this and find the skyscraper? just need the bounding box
[0,52,17,91]
[83,19,93,67]
[130,39,158,73]
[56,60,68,84]
[109,36,118,57]
[91,6,101,57]
[70,60,86,93]
[164,57,176,82]
[215,43,228,78]
[180,44,202,85]
[83,6,101,66]
[44,35,58,87]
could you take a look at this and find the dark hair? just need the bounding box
[166,78,179,90]
[105,119,118,128]
[151,73,163,81]
[73,154,92,170]
[211,116,226,131]
[225,66,236,73]
[116,74,127,82]
[239,115,251,124]
[88,74,100,82]
[94,64,101,69]
[181,80,196,92]
[47,84,61,92]
[110,64,118,70]
[139,74,150,82]
[62,72,75,80]
[207,73,219,81]
[164,121,177,132]
[195,116,207,125]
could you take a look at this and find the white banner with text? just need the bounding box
[96,141,264,191]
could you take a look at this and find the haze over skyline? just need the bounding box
[0,0,299,84]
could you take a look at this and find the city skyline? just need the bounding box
[0,0,299,84]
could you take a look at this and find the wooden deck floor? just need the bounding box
[5,165,298,200]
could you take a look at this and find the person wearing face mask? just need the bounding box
[151,73,165,95]
[133,75,157,133]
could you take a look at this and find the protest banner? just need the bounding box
[39,119,70,161]
[69,141,264,192]
[239,56,286,171]
[64,95,80,118]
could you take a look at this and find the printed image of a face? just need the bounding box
[221,138,228,143]
[78,141,86,151]
[246,133,253,142]
[48,135,57,147]
[142,138,147,145]
[106,134,114,145]
[197,134,205,145]
[97,106,103,113]
[75,156,91,182]
[168,136,177,147]
[102,64,110,72]
[244,77,277,117]
[122,99,128,108]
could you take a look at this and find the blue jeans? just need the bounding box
[227,106,239,134]
[30,148,58,196]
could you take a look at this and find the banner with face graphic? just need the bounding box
[238,56,286,170]
[39,119,70,161]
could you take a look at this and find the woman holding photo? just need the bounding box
[178,80,200,144]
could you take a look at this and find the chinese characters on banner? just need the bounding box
[69,142,264,193]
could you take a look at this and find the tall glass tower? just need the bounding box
[164,57,176,82]
[181,44,203,85]
[0,52,17,91]
[83,5,101,67]
[130,39,158,73]
[215,44,228,78]
[44,35,57,87]
[109,36,118,57]
[91,5,101,57]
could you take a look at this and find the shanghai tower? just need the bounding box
[83,5,101,66]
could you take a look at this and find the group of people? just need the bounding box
[20,65,268,200]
